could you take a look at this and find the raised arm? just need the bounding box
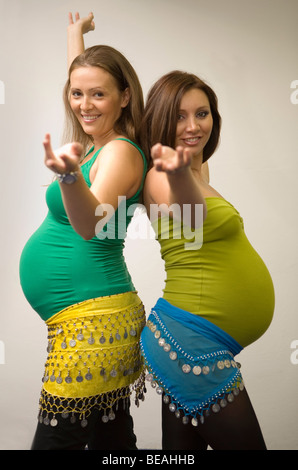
[67,12,95,69]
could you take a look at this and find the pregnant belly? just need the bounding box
[201,245,275,347]
[19,227,75,320]
[164,246,275,348]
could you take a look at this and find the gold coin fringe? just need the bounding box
[37,372,146,428]
[36,297,147,428]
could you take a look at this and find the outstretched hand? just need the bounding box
[151,143,192,174]
[43,134,83,175]
[68,11,95,34]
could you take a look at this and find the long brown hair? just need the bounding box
[140,70,221,166]
[62,45,144,156]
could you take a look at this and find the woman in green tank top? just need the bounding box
[19,13,147,450]
[140,71,274,450]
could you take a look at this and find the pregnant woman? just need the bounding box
[140,70,275,450]
[19,13,147,450]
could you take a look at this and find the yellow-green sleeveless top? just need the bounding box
[152,197,275,348]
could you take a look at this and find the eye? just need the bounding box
[197,110,210,118]
[71,90,82,98]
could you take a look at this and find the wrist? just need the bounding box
[56,169,80,185]
[166,165,192,179]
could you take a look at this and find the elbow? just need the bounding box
[81,233,95,241]
[75,227,97,241]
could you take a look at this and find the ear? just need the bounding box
[121,87,130,108]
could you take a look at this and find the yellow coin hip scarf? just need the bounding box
[38,292,146,428]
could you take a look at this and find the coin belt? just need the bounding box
[37,296,146,428]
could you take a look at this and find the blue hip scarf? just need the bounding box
[140,298,244,425]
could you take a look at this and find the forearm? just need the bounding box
[59,172,112,239]
[167,168,207,227]
[67,24,85,69]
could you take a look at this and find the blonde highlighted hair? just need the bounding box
[62,45,144,157]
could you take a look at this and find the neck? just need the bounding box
[92,129,120,151]
[190,151,203,173]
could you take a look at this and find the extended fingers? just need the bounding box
[43,134,58,170]
[179,147,192,167]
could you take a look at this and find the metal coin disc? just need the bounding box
[76,373,83,383]
[85,372,93,381]
[169,351,177,361]
[192,365,201,375]
[182,364,191,374]
[81,419,88,428]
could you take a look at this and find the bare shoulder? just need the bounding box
[99,138,143,166]
[90,138,144,198]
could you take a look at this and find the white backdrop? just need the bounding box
[0,0,297,450]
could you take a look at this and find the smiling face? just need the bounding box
[175,88,213,159]
[69,66,129,147]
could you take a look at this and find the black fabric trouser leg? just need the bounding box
[31,402,137,450]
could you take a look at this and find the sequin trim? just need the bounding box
[37,293,146,427]
[141,309,244,426]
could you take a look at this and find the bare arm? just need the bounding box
[67,12,95,69]
[43,135,143,239]
[145,144,207,227]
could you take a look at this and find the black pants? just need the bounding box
[31,403,137,450]
[161,388,266,450]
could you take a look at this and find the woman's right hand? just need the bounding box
[43,134,82,176]
[151,143,192,174]
[68,11,95,34]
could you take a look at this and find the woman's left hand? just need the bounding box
[43,134,83,175]
[68,12,95,34]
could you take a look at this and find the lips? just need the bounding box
[183,136,201,145]
[81,114,100,122]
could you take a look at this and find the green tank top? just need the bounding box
[19,138,147,322]
[152,197,275,348]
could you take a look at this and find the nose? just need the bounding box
[185,115,200,133]
[80,95,93,112]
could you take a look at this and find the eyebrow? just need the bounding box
[70,87,105,92]
[179,105,210,111]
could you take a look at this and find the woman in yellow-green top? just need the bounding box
[140,71,274,450]
[19,13,147,450]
